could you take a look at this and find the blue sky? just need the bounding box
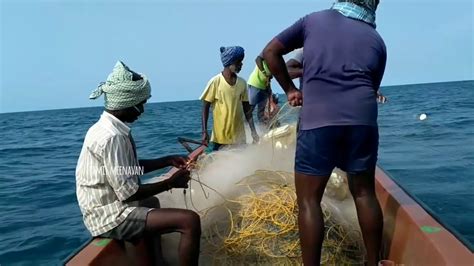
[1,0,472,113]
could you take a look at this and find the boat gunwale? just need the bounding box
[63,146,473,264]
[376,165,473,252]
[62,238,93,265]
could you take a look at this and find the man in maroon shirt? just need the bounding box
[263,0,386,265]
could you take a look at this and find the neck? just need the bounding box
[106,109,127,123]
[222,68,238,86]
[222,68,236,79]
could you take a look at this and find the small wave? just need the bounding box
[0,144,77,155]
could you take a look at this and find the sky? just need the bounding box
[0,0,473,113]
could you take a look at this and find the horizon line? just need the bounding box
[1,79,472,115]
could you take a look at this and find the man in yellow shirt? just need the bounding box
[201,46,259,152]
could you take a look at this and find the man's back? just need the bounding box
[277,9,387,130]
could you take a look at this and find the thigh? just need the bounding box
[100,207,150,242]
[252,87,268,106]
[295,127,342,176]
[248,85,261,106]
[256,89,269,106]
[347,170,377,198]
[340,126,379,174]
[295,172,330,204]
[145,208,200,234]
[257,93,269,113]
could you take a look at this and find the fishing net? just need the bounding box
[198,170,365,265]
[155,103,366,265]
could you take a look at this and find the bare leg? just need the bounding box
[140,197,166,265]
[295,172,331,266]
[142,235,166,266]
[145,208,201,266]
[348,170,383,266]
[247,104,256,121]
[257,99,267,123]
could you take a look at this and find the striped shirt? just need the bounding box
[76,111,141,236]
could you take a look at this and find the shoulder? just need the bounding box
[373,30,386,52]
[208,73,221,83]
[85,123,127,150]
[304,10,331,21]
[364,28,386,57]
[237,76,247,88]
[84,122,110,143]
[204,73,222,90]
[284,10,331,33]
[212,73,222,81]
[249,65,259,75]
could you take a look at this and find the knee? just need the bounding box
[297,195,322,212]
[151,197,160,208]
[348,173,376,199]
[182,211,201,236]
[349,184,378,201]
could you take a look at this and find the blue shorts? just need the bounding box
[248,85,270,106]
[295,126,379,176]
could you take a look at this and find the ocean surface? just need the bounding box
[0,80,472,265]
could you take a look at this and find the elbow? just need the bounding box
[262,39,282,62]
[262,43,273,62]
[262,47,272,62]
[255,56,262,65]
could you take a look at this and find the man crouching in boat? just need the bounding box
[76,61,200,266]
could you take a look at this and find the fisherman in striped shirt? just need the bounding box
[76,61,200,265]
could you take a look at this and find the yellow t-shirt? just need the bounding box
[247,61,271,90]
[200,73,249,145]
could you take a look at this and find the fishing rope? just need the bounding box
[185,168,365,265]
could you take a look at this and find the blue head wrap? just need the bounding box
[220,46,245,67]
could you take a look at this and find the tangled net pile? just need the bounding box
[191,169,365,265]
[171,103,365,265]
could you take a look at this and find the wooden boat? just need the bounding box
[64,143,473,265]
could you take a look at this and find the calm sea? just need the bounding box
[0,80,472,265]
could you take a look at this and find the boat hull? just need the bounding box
[65,147,473,265]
